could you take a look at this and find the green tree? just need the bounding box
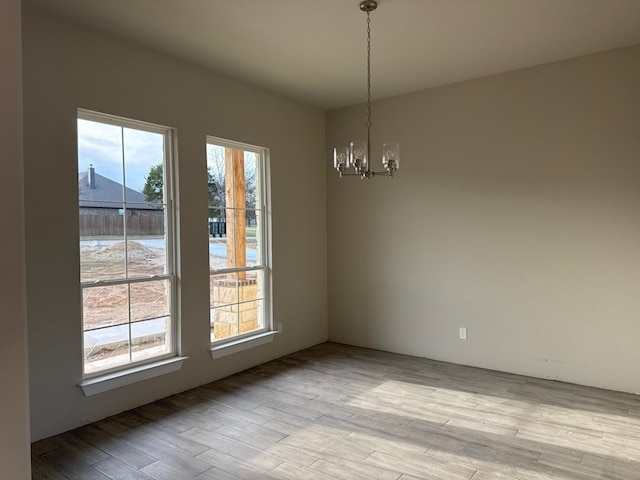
[142,162,225,216]
[143,164,164,203]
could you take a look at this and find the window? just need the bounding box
[78,110,176,376]
[207,137,271,345]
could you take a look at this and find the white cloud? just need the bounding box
[78,119,164,192]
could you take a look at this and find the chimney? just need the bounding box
[88,164,96,189]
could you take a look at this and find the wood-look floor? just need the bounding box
[32,342,640,479]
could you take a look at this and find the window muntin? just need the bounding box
[78,110,176,376]
[207,138,270,343]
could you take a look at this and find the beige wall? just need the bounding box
[23,6,327,440]
[326,45,640,393]
[0,0,31,477]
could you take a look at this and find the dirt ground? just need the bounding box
[81,241,167,329]
[80,239,257,329]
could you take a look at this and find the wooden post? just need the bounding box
[225,148,246,278]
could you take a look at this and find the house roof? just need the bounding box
[78,170,158,210]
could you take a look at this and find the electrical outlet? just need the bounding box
[277,322,283,333]
[459,327,467,340]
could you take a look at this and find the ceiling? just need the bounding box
[24,0,640,110]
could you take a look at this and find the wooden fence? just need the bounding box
[80,212,164,236]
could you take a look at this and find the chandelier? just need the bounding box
[334,0,399,179]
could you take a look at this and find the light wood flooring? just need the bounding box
[32,342,640,479]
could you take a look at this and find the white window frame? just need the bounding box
[206,136,273,356]
[78,109,180,381]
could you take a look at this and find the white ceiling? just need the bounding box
[24,0,640,109]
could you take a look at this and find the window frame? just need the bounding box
[78,109,179,379]
[206,135,273,348]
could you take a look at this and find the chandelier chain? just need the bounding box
[366,12,372,130]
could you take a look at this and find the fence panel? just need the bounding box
[80,212,164,236]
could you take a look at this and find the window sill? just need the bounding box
[210,331,277,360]
[79,356,188,397]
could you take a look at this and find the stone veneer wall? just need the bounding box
[211,277,259,339]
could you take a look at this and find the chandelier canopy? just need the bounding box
[333,0,399,179]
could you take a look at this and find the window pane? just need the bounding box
[130,279,170,322]
[242,269,264,302]
[210,306,238,343]
[244,152,257,211]
[78,119,124,187]
[125,210,167,278]
[131,317,171,362]
[245,211,259,267]
[210,272,240,342]
[208,228,227,270]
[207,143,226,211]
[83,323,130,374]
[210,272,239,308]
[254,209,264,266]
[225,208,242,269]
[241,299,263,332]
[206,141,226,273]
[122,128,165,203]
[80,232,126,282]
[83,284,129,330]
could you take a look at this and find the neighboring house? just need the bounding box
[78,165,158,213]
[78,165,163,236]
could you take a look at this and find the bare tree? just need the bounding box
[206,146,258,225]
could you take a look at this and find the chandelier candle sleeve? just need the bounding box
[332,0,400,180]
[334,147,350,173]
[382,142,400,171]
[350,141,368,174]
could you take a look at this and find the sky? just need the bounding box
[77,119,164,193]
[78,118,259,194]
